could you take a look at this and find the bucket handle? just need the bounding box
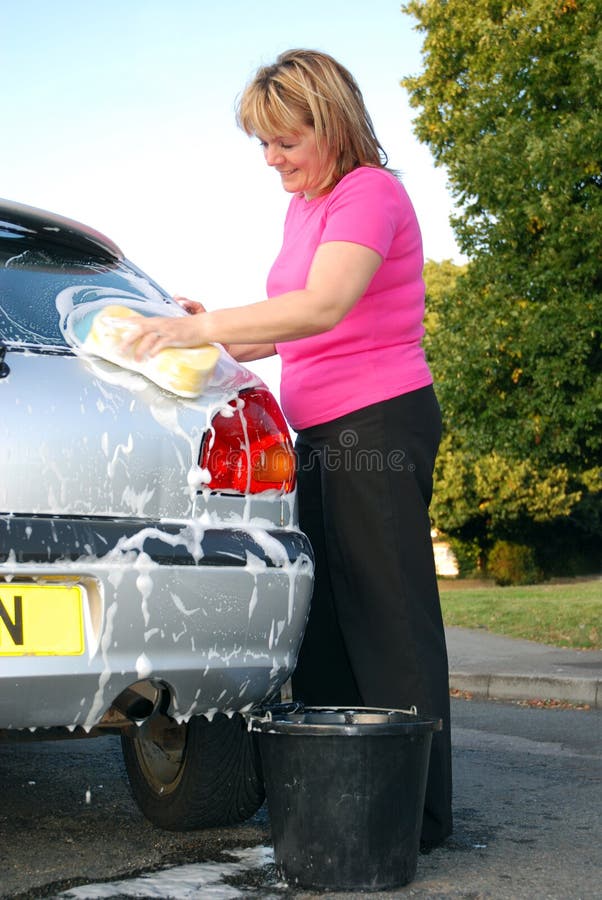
[247,703,418,725]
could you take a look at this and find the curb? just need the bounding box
[449,672,602,709]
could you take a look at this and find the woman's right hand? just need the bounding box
[174,295,206,315]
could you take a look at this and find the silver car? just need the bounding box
[0,198,313,829]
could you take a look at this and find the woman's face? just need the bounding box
[258,124,333,199]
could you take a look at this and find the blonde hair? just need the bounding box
[236,49,388,191]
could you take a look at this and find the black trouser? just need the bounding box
[291,385,452,845]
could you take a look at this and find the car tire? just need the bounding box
[120,711,265,830]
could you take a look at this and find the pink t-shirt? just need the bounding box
[267,166,432,430]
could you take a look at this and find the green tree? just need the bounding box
[406,1,601,574]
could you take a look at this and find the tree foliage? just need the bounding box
[404,0,601,469]
[406,2,602,573]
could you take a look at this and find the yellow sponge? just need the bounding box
[83,304,220,398]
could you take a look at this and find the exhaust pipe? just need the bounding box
[111,682,162,722]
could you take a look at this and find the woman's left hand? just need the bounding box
[121,311,208,360]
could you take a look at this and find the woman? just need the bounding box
[124,48,452,848]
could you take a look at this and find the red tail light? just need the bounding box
[199,388,296,494]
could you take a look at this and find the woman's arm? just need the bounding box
[227,343,277,362]
[172,297,275,361]
[124,241,382,360]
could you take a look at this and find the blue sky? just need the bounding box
[2,0,461,392]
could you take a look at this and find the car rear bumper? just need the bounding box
[0,515,314,731]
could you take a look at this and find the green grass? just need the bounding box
[439,579,601,650]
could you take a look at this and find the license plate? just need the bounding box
[0,584,85,656]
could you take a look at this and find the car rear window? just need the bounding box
[0,232,172,348]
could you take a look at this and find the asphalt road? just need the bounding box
[0,698,601,899]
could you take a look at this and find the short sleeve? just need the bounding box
[320,168,404,258]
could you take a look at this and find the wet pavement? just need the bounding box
[1,626,601,898]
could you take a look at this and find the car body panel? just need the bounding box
[0,348,292,524]
[0,199,313,736]
[0,528,312,730]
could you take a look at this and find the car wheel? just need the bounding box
[120,711,264,830]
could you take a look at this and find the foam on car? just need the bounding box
[84,304,220,398]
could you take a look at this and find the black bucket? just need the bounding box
[250,705,441,891]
